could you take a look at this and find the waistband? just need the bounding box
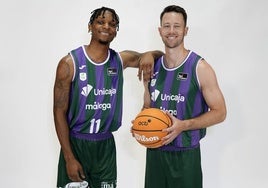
[155,143,200,152]
[70,131,113,141]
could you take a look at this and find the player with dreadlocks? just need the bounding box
[53,6,163,188]
[89,7,120,31]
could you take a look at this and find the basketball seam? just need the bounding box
[131,128,163,132]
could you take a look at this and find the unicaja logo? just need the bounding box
[151,89,160,102]
[81,84,117,97]
[161,93,185,103]
[81,84,93,97]
[151,89,185,103]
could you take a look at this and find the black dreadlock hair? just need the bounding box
[89,7,120,31]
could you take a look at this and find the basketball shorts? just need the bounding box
[57,134,117,188]
[145,146,202,188]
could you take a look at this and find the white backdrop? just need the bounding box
[0,0,267,187]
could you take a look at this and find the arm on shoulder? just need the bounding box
[119,50,163,81]
[142,81,151,110]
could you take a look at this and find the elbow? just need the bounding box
[218,107,227,124]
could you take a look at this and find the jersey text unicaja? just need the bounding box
[149,51,208,149]
[68,46,123,134]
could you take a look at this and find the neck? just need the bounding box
[164,47,189,68]
[85,42,110,63]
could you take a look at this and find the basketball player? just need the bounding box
[53,7,163,188]
[142,5,227,188]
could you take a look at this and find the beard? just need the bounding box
[163,38,184,49]
[165,43,178,48]
[98,39,110,45]
[163,41,179,49]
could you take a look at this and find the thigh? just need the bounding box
[145,147,202,188]
[145,149,166,188]
[165,147,202,188]
[181,148,202,188]
[56,139,91,188]
[57,136,117,188]
[85,136,117,188]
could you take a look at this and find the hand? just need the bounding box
[161,112,185,145]
[138,52,154,81]
[66,158,86,182]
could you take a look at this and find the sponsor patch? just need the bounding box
[177,72,188,80]
[107,67,117,76]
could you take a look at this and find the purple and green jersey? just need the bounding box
[149,51,208,149]
[68,46,123,134]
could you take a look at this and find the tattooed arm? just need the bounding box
[53,55,85,181]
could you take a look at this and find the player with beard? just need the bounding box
[142,5,226,188]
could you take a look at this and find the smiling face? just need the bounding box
[89,10,118,45]
[158,12,188,49]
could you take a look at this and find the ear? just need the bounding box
[184,26,189,36]
[88,24,92,33]
[158,27,162,35]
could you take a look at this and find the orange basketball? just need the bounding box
[131,108,172,148]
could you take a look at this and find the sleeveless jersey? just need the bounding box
[149,51,208,149]
[68,46,123,134]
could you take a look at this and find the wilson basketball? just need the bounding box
[131,108,172,148]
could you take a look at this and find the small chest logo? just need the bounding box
[177,72,188,80]
[80,72,87,81]
[107,67,117,76]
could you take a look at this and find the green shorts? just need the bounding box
[57,133,117,188]
[145,146,202,188]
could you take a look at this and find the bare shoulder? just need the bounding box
[197,59,219,89]
[197,59,216,76]
[197,59,214,71]
[56,54,74,81]
[54,54,73,109]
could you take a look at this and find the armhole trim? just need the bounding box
[196,57,204,89]
[69,52,76,82]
